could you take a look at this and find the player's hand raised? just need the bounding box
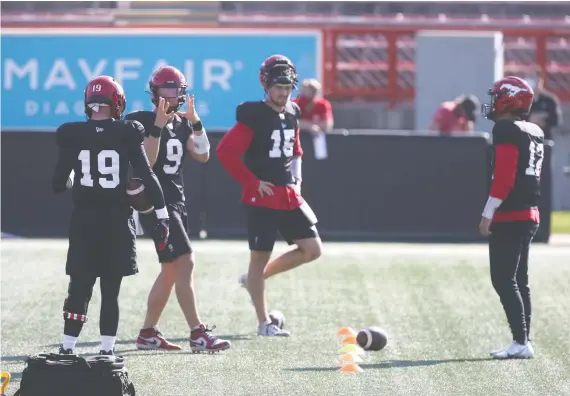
[154,97,174,129]
[152,217,170,252]
[176,94,200,124]
[258,180,275,197]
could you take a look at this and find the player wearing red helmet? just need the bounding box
[125,66,230,353]
[480,76,544,359]
[217,55,322,337]
[53,75,169,356]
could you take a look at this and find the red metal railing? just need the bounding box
[323,26,570,104]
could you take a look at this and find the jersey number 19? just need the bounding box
[78,149,120,188]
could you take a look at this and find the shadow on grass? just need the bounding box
[43,334,253,349]
[285,357,496,372]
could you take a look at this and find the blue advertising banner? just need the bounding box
[1,28,321,131]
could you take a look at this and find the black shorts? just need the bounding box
[140,203,192,263]
[245,202,319,252]
[66,206,137,278]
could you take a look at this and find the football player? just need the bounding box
[52,75,169,355]
[479,76,544,359]
[125,65,230,353]
[216,55,323,337]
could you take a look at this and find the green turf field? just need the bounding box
[2,239,569,396]
[552,211,570,234]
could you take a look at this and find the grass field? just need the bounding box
[2,239,570,396]
[553,211,570,234]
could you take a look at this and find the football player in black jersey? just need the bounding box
[52,75,169,356]
[480,76,544,359]
[217,55,322,337]
[125,65,230,353]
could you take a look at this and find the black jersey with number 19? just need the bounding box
[125,111,192,204]
[52,119,156,208]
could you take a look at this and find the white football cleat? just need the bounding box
[491,341,534,359]
[258,323,290,337]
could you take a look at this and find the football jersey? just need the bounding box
[125,111,192,204]
[237,101,301,186]
[492,119,544,212]
[53,119,147,207]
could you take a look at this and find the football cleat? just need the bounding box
[258,323,291,337]
[491,341,534,359]
[189,324,231,354]
[136,328,182,351]
[58,346,74,355]
[98,349,114,356]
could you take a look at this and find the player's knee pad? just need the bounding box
[63,295,89,322]
[63,284,94,322]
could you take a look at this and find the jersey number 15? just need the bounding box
[269,129,295,158]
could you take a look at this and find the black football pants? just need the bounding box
[489,220,539,344]
[63,275,123,338]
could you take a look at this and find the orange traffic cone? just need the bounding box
[338,352,363,364]
[336,327,357,337]
[340,335,357,345]
[338,363,363,373]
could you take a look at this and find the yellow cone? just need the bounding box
[338,363,363,373]
[336,327,357,337]
[338,344,366,355]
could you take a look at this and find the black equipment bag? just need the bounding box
[15,353,135,396]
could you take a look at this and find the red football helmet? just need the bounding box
[148,65,187,111]
[84,75,126,119]
[483,76,534,120]
[259,54,298,91]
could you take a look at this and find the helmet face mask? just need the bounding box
[149,66,188,112]
[259,55,298,93]
[482,90,497,120]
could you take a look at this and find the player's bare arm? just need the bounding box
[178,95,210,163]
[144,97,172,167]
[51,125,76,193]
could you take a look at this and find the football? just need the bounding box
[356,326,388,351]
[269,310,285,329]
[126,178,154,214]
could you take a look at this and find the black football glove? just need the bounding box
[152,218,170,252]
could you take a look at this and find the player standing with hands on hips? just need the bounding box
[52,76,169,355]
[217,55,323,337]
[126,66,230,353]
[479,76,544,359]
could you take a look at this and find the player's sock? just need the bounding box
[63,335,78,351]
[191,324,203,331]
[100,335,116,352]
